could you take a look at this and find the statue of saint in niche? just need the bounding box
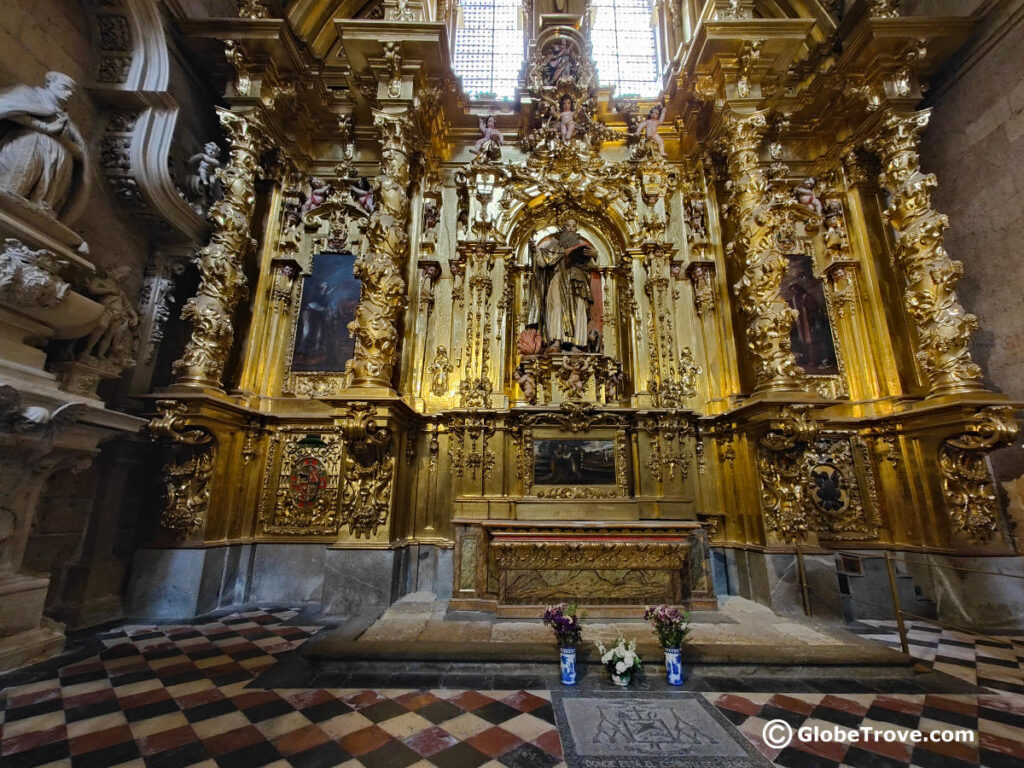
[0,72,88,222]
[526,218,595,350]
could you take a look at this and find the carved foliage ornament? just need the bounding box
[147,401,215,535]
[867,109,982,396]
[0,238,70,308]
[260,432,343,535]
[938,406,1019,544]
[338,405,394,537]
[173,109,270,388]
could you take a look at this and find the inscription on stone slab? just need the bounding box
[556,695,770,768]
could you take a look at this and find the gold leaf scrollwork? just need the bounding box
[259,432,342,535]
[868,109,983,397]
[147,401,215,535]
[938,406,1019,543]
[173,109,270,388]
[757,406,819,542]
[338,404,394,537]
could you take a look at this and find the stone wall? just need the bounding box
[917,0,1024,538]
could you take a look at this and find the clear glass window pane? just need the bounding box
[590,0,660,98]
[453,0,525,100]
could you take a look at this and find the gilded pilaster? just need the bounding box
[173,109,270,389]
[868,109,984,397]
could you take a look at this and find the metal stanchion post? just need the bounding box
[885,550,910,654]
[795,544,811,617]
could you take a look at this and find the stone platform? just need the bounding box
[303,592,911,669]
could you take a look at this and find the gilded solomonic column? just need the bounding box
[722,111,804,393]
[348,110,414,389]
[173,108,270,389]
[869,109,983,396]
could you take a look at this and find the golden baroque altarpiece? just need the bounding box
[148,0,1019,613]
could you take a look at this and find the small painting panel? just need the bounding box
[534,439,616,486]
[291,252,360,372]
[780,253,839,376]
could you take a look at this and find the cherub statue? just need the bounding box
[794,177,823,217]
[823,199,847,253]
[186,142,221,209]
[512,363,537,402]
[348,177,374,216]
[638,105,665,155]
[471,115,503,160]
[79,264,138,367]
[605,365,625,400]
[559,356,589,398]
[300,177,331,216]
[557,95,576,142]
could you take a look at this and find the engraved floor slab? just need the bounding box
[552,691,772,768]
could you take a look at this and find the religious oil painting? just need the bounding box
[780,253,839,376]
[291,252,359,372]
[534,439,616,486]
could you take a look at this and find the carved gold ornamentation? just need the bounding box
[427,345,453,397]
[757,406,819,542]
[802,437,878,541]
[939,407,1019,543]
[868,109,983,396]
[147,401,215,535]
[338,404,394,537]
[535,487,617,499]
[259,432,342,535]
[721,111,806,393]
[349,111,414,387]
[173,109,269,388]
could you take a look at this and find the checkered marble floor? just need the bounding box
[0,609,565,768]
[2,608,1024,768]
[854,620,1024,696]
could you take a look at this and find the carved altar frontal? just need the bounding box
[453,520,716,617]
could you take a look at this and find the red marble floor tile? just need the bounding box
[340,724,393,756]
[914,736,979,764]
[284,689,335,709]
[62,687,117,710]
[154,661,197,677]
[404,725,459,757]
[466,726,524,758]
[501,691,547,713]
[1,725,68,756]
[873,696,924,716]
[119,687,173,710]
[923,695,977,717]
[450,691,494,711]
[394,691,440,710]
[61,661,105,677]
[533,729,563,758]
[980,731,1024,759]
[69,724,134,756]
[344,690,386,709]
[714,694,762,717]
[273,723,330,756]
[792,735,847,763]
[7,686,62,708]
[819,695,868,717]
[769,694,816,716]
[230,690,280,709]
[203,725,265,757]
[140,725,200,756]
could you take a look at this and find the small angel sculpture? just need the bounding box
[794,177,823,217]
[638,105,665,155]
[300,177,332,216]
[472,115,503,159]
[348,177,374,216]
[186,142,221,209]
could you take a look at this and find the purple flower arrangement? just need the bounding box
[644,604,690,649]
[542,602,585,649]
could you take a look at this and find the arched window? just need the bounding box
[589,0,660,98]
[453,0,524,100]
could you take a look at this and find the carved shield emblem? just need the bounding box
[808,463,847,515]
[289,456,327,508]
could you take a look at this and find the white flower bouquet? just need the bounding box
[596,636,642,684]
